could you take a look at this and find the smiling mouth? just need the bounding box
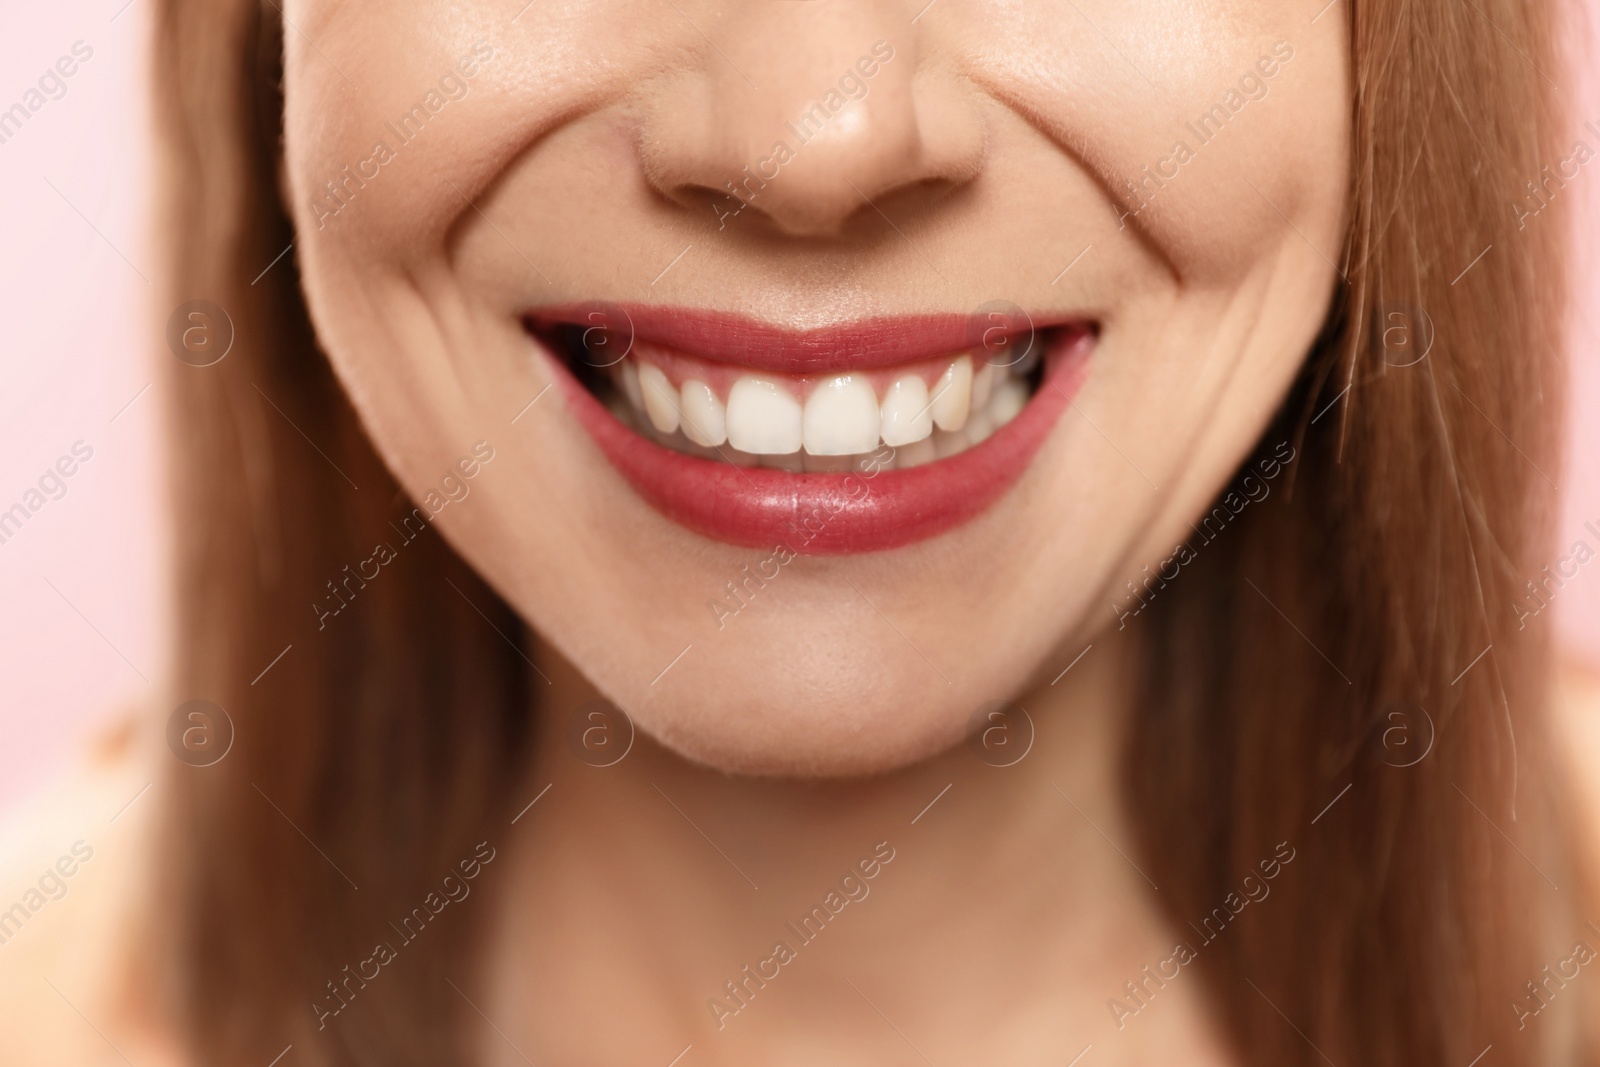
[551,328,1044,471]
[526,307,1096,553]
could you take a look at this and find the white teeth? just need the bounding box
[680,379,727,447]
[620,361,644,413]
[638,362,680,434]
[971,360,996,412]
[618,353,1034,468]
[803,374,880,456]
[930,356,972,432]
[966,409,995,446]
[727,376,803,454]
[990,377,1028,428]
[879,374,933,447]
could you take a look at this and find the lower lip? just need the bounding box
[547,332,1094,554]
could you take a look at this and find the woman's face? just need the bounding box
[281,0,1347,775]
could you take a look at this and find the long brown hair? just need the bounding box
[146,0,1581,1063]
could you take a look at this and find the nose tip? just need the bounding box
[638,29,983,238]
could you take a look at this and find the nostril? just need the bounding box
[709,176,970,241]
[679,179,860,238]
[675,183,746,224]
[657,181,787,235]
[635,33,984,239]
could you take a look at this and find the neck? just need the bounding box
[481,632,1230,1065]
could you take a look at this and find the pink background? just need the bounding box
[0,2,1596,813]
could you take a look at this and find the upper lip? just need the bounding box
[525,304,1089,374]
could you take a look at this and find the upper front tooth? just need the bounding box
[727,376,803,454]
[680,379,727,447]
[880,374,933,447]
[638,362,680,434]
[803,375,880,456]
[930,356,972,432]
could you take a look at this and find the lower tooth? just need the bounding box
[932,428,968,459]
[759,451,805,472]
[802,452,858,473]
[966,410,995,445]
[858,449,895,473]
[895,437,938,468]
[685,438,723,460]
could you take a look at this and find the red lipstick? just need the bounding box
[529,310,1094,555]
[527,303,1047,375]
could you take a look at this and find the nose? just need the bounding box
[637,5,984,238]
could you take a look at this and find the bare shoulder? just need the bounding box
[1549,658,1600,1051]
[0,713,180,1067]
[1552,657,1600,830]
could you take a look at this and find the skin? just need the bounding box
[282,0,1348,775]
[481,637,1243,1064]
[5,1,1359,1064]
[278,0,1347,1060]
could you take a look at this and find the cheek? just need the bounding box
[992,0,1349,280]
[282,3,622,269]
[1144,61,1350,281]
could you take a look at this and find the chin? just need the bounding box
[637,692,967,779]
[616,635,983,778]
